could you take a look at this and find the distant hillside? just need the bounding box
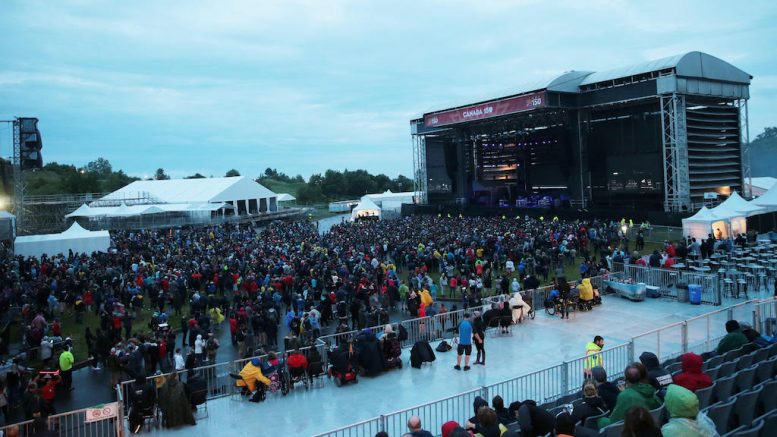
[259,178,306,197]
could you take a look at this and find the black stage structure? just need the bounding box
[410,52,753,215]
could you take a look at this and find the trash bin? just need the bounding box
[676,282,689,303]
[688,284,703,305]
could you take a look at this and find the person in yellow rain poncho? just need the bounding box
[209,306,225,326]
[578,278,596,310]
[419,288,433,308]
[236,358,271,401]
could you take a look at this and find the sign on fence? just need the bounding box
[85,402,119,423]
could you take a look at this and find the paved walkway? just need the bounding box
[139,290,774,437]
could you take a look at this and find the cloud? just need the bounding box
[0,0,775,180]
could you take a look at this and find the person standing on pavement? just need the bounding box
[59,346,75,391]
[455,313,473,371]
[472,311,486,366]
[584,336,604,379]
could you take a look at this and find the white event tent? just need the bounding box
[15,222,111,258]
[710,191,764,236]
[350,197,382,221]
[751,184,777,213]
[681,207,730,240]
[66,177,277,227]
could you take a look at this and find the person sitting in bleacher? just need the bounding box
[491,395,513,427]
[572,382,608,425]
[640,352,674,397]
[472,406,508,437]
[598,363,662,428]
[741,323,771,348]
[672,353,713,393]
[661,384,718,437]
[716,320,749,355]
[510,400,555,437]
[590,366,620,412]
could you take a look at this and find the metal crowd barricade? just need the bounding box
[483,362,567,405]
[380,388,484,437]
[0,386,125,437]
[614,263,720,305]
[310,417,386,437]
[119,360,236,414]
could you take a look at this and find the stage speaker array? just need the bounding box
[18,117,43,170]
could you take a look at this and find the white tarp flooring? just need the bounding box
[140,292,767,437]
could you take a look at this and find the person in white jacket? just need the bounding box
[194,334,204,365]
[509,292,531,324]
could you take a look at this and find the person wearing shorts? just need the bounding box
[455,313,473,371]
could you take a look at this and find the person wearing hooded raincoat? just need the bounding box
[157,373,195,428]
[578,278,594,302]
[419,289,433,308]
[509,292,531,324]
[672,353,713,393]
[236,358,271,393]
[661,384,719,437]
[209,307,225,326]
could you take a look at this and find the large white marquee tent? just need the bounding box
[66,177,278,229]
[15,222,111,258]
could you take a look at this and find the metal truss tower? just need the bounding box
[660,94,691,212]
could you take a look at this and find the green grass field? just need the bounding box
[259,178,306,197]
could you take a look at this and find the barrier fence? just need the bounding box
[613,262,721,305]
[312,297,776,437]
[0,385,125,437]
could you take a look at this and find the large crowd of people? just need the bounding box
[0,213,731,430]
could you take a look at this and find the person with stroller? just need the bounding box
[236,357,271,402]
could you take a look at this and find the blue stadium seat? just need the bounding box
[752,347,768,364]
[733,385,762,428]
[734,365,758,393]
[721,421,763,437]
[716,361,737,380]
[758,380,777,415]
[715,375,737,403]
[599,420,624,437]
[753,411,777,437]
[703,398,736,435]
[704,355,724,371]
[736,353,755,371]
[754,357,776,385]
[583,410,608,430]
[696,382,717,410]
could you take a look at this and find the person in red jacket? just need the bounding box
[672,353,712,392]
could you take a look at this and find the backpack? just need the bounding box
[398,324,408,342]
[207,338,218,351]
[435,340,452,352]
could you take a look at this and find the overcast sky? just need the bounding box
[1,0,775,179]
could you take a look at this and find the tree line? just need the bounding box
[19,158,412,204]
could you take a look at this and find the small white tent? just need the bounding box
[65,203,94,218]
[751,184,777,214]
[277,193,296,202]
[14,222,111,258]
[712,191,765,218]
[350,197,381,221]
[710,191,764,237]
[682,207,731,240]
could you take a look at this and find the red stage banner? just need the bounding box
[424,91,547,128]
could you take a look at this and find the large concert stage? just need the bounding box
[411,52,753,213]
